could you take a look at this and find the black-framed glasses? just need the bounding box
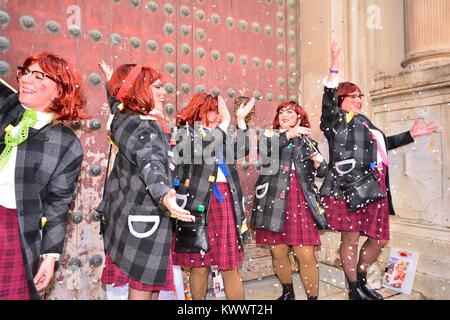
[342,93,364,99]
[16,66,59,83]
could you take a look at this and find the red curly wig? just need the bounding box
[108,63,162,115]
[22,52,88,121]
[272,101,310,129]
[176,92,218,126]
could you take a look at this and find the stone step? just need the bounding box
[240,274,425,300]
[322,288,424,300]
[237,263,426,300]
[378,288,425,300]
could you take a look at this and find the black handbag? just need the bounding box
[339,171,386,212]
[292,147,328,230]
[174,212,209,253]
[310,193,328,229]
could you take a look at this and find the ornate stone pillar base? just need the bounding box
[402,0,450,70]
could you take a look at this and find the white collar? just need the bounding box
[21,104,54,123]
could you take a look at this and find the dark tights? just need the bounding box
[340,232,388,282]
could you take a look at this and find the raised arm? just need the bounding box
[98,60,121,113]
[320,41,344,135]
[230,96,255,158]
[99,60,113,81]
[218,95,231,132]
[236,97,255,130]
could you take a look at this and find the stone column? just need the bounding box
[402,0,450,69]
[369,2,450,298]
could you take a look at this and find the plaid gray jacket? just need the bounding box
[172,124,248,249]
[319,86,414,214]
[251,132,327,233]
[0,93,83,299]
[97,110,174,285]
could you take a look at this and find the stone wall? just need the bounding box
[296,0,450,299]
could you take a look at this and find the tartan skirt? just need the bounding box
[255,171,322,246]
[101,252,174,292]
[0,205,29,300]
[172,182,244,270]
[322,165,390,240]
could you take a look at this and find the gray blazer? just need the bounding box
[251,133,327,233]
[0,93,83,299]
[97,110,174,285]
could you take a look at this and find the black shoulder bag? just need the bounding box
[174,212,209,253]
[173,126,209,253]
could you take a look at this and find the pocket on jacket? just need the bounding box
[128,214,160,239]
[255,182,269,199]
[334,158,356,175]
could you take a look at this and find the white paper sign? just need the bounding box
[382,247,420,295]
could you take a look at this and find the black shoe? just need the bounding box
[348,281,369,300]
[307,296,318,300]
[277,283,295,300]
[357,272,384,300]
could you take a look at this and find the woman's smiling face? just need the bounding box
[340,90,364,115]
[278,107,298,129]
[18,63,59,111]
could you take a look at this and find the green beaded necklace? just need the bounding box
[0,109,37,172]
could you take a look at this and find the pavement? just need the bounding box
[206,273,424,300]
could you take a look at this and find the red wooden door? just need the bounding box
[0,0,299,299]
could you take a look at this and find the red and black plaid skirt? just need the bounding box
[172,182,244,270]
[256,171,322,246]
[322,165,390,240]
[0,205,29,300]
[101,252,174,292]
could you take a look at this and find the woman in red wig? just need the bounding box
[0,52,87,299]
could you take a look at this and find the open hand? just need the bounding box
[410,119,438,138]
[236,97,255,120]
[331,41,342,70]
[98,60,113,81]
[162,189,195,222]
